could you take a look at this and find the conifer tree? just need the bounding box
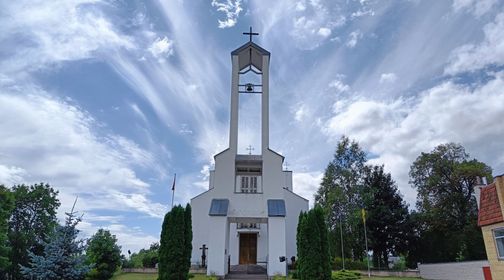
[159,205,191,280]
[296,209,331,280]
[184,204,193,274]
[20,200,90,280]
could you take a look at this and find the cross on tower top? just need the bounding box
[243,26,259,42]
[246,145,254,155]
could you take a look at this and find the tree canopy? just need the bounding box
[408,143,491,264]
[86,229,122,280]
[8,183,60,279]
[20,202,90,280]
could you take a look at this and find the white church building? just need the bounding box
[190,29,309,277]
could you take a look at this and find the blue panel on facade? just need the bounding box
[268,199,286,217]
[209,199,229,216]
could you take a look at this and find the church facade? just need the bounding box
[190,32,308,277]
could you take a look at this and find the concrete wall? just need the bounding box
[284,189,308,261]
[482,221,504,279]
[418,260,489,280]
[358,270,420,278]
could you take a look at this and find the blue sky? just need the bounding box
[1,0,504,254]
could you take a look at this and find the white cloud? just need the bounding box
[452,0,498,17]
[211,0,243,28]
[379,73,398,84]
[328,78,350,93]
[294,104,309,122]
[0,89,166,217]
[317,27,332,38]
[293,171,323,208]
[346,30,363,48]
[148,36,174,61]
[323,72,504,205]
[0,165,27,186]
[445,13,504,75]
[0,0,134,75]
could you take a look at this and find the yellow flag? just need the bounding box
[361,208,366,223]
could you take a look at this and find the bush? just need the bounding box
[331,270,360,280]
[333,257,367,270]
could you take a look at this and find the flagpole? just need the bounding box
[171,173,176,209]
[339,214,345,270]
[362,209,371,278]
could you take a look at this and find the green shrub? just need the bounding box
[331,270,360,280]
[290,270,299,279]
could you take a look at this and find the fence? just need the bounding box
[358,270,420,278]
[418,260,489,280]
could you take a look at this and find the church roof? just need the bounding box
[478,183,504,226]
[231,41,270,71]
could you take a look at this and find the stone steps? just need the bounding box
[225,274,268,279]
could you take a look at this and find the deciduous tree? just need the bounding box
[315,136,366,260]
[408,143,491,263]
[0,185,14,276]
[8,183,60,279]
[86,229,122,280]
[362,165,410,268]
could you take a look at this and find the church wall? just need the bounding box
[212,149,235,196]
[284,189,309,263]
[262,149,285,198]
[283,171,293,191]
[190,191,212,266]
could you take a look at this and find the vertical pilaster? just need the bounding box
[267,217,286,276]
[261,56,270,154]
[229,55,240,154]
[208,216,229,277]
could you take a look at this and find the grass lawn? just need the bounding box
[112,273,420,280]
[112,273,213,280]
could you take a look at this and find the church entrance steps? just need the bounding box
[225,274,268,279]
[227,264,268,279]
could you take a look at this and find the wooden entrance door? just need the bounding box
[239,233,257,264]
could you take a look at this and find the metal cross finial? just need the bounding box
[283,162,289,171]
[243,26,259,42]
[246,145,254,155]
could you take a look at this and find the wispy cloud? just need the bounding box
[346,30,363,48]
[148,36,175,62]
[0,0,134,76]
[0,88,166,217]
[211,0,243,28]
[445,13,504,75]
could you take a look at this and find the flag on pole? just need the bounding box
[171,173,177,191]
[361,208,366,224]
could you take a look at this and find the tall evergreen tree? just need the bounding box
[408,143,491,264]
[0,185,14,277]
[20,202,90,280]
[8,183,60,279]
[86,229,122,280]
[296,208,331,280]
[362,165,410,268]
[184,204,193,275]
[159,205,191,280]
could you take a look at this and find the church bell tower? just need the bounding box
[229,27,271,155]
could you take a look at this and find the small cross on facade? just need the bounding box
[243,26,259,42]
[283,162,289,171]
[246,145,254,155]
